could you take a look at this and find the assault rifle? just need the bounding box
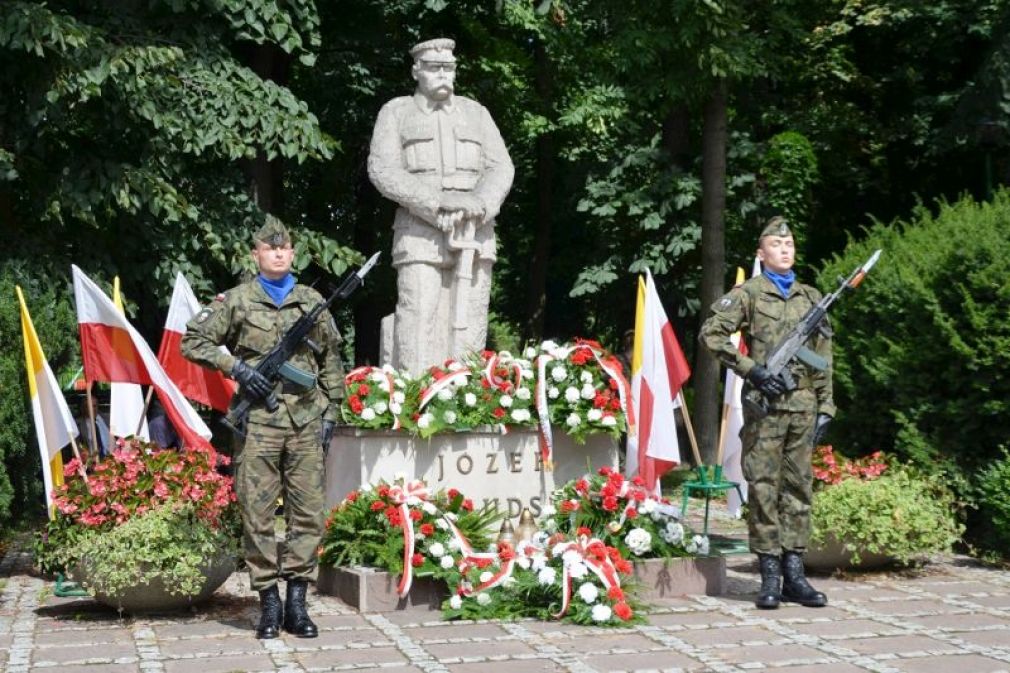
[222,252,381,437]
[743,249,882,419]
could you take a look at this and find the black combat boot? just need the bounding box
[755,553,782,609]
[781,550,828,607]
[255,585,284,639]
[283,579,319,638]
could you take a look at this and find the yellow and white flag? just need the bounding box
[17,286,78,514]
[109,277,149,442]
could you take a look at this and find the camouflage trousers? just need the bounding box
[234,418,325,591]
[741,407,817,555]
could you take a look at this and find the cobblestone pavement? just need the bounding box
[3,542,1010,673]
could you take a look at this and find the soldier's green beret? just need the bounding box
[759,216,792,241]
[254,214,291,247]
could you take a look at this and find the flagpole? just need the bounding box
[135,386,154,437]
[715,400,732,467]
[676,390,704,467]
[85,383,99,469]
[67,436,88,484]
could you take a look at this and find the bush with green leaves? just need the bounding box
[811,466,963,565]
[973,448,1010,557]
[818,192,1010,496]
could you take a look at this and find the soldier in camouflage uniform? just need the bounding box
[181,216,344,638]
[699,217,833,610]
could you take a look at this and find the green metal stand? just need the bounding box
[680,465,744,536]
[54,572,89,597]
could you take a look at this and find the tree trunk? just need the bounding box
[695,82,728,466]
[243,44,291,213]
[524,40,554,342]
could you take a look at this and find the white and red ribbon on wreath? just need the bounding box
[444,516,516,595]
[534,342,635,470]
[482,353,526,436]
[388,480,430,597]
[551,535,622,618]
[418,368,471,411]
[345,366,401,430]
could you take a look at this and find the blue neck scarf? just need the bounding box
[258,273,295,306]
[763,269,795,298]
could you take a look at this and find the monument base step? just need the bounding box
[632,555,726,600]
[317,566,446,613]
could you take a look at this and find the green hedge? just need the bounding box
[974,448,1010,557]
[818,193,1010,494]
[0,260,80,527]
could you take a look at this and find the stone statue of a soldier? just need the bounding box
[367,38,514,375]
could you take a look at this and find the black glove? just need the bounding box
[321,420,335,454]
[812,413,832,446]
[747,365,787,398]
[231,360,273,400]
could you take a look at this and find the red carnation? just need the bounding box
[570,349,591,365]
[593,392,609,409]
[346,490,359,502]
[462,498,474,511]
[608,378,619,391]
[631,475,645,487]
[409,508,423,521]
[608,586,625,601]
[357,383,371,396]
[420,523,435,536]
[370,501,385,511]
[609,399,621,411]
[377,485,390,498]
[602,496,619,512]
[412,553,424,567]
[447,488,461,500]
[598,466,614,477]
[497,541,516,561]
[576,526,593,538]
[560,500,580,513]
[613,601,633,621]
[574,479,589,494]
[493,407,506,419]
[349,396,364,414]
[615,559,633,574]
[624,507,638,520]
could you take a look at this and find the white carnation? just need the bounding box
[428,542,446,558]
[524,347,538,359]
[510,408,531,423]
[443,410,457,424]
[587,408,603,422]
[447,537,461,551]
[370,371,387,383]
[389,402,402,415]
[591,604,613,622]
[578,582,599,604]
[601,415,617,427]
[516,387,532,400]
[437,387,453,401]
[639,498,657,515]
[624,527,653,556]
[530,554,547,571]
[540,504,557,518]
[392,391,406,404]
[568,560,589,579]
[548,387,560,399]
[476,592,492,606]
[440,554,455,569]
[521,368,535,380]
[543,518,557,532]
[417,413,433,429]
[580,384,596,400]
[541,340,559,352]
[564,387,580,403]
[436,518,449,531]
[516,556,531,570]
[394,378,406,388]
[537,567,557,585]
[449,594,462,610]
[479,571,493,584]
[551,366,568,382]
[464,392,478,407]
[373,401,388,414]
[580,371,594,383]
[566,413,581,427]
[360,408,376,421]
[499,394,513,408]
[686,534,710,556]
[422,501,438,515]
[661,521,685,545]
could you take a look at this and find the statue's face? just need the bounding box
[413,59,456,101]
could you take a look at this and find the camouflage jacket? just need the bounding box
[181,280,345,428]
[699,274,835,416]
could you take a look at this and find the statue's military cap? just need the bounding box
[410,38,456,62]
[759,216,792,241]
[254,214,291,247]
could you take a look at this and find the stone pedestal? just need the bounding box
[317,566,446,613]
[325,427,617,516]
[632,556,726,600]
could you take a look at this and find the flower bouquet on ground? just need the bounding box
[319,479,498,592]
[439,531,642,626]
[533,339,628,443]
[406,351,536,437]
[548,467,710,559]
[34,439,240,602]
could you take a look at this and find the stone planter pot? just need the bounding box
[632,555,726,600]
[74,554,236,613]
[804,534,897,572]
[317,566,447,612]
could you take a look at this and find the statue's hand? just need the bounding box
[441,193,485,221]
[437,210,463,233]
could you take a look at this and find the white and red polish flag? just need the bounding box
[109,277,150,441]
[158,272,236,413]
[626,269,692,494]
[72,266,213,450]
